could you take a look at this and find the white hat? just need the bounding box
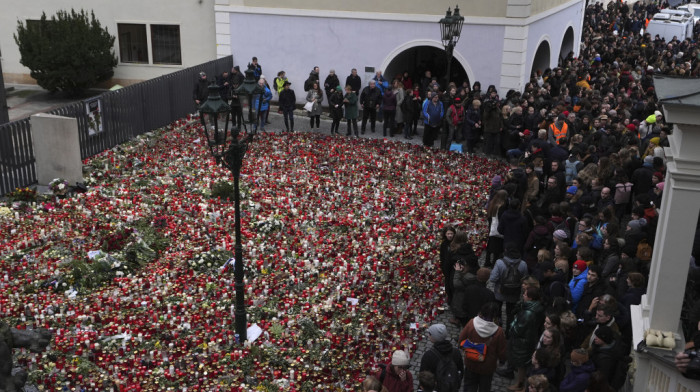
[259,74,266,80]
[654,110,663,118]
[391,350,410,366]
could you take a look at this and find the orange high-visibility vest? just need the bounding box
[550,122,569,143]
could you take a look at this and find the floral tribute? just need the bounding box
[0,120,506,391]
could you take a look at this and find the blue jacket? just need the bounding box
[569,268,588,313]
[253,86,273,112]
[559,361,595,392]
[422,100,444,127]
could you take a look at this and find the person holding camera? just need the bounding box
[675,321,700,379]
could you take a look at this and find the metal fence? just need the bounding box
[0,56,232,196]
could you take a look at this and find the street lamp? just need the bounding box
[234,69,265,132]
[199,83,252,342]
[439,5,464,86]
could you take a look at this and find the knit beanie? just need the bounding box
[646,114,656,124]
[553,229,569,241]
[595,325,615,345]
[391,350,410,366]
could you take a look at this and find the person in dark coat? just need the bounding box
[589,325,627,390]
[419,324,464,387]
[229,66,245,128]
[329,86,344,135]
[440,226,457,304]
[462,268,497,323]
[463,100,482,153]
[193,71,209,108]
[343,85,359,137]
[278,81,296,132]
[382,88,397,137]
[498,198,529,253]
[507,286,545,391]
[620,272,645,309]
[575,264,615,319]
[559,349,595,392]
[631,155,655,197]
[360,81,382,134]
[345,68,362,94]
[324,69,340,104]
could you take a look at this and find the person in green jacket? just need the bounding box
[343,85,359,137]
[507,286,545,391]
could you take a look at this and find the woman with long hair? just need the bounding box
[485,189,508,268]
[305,82,323,129]
[440,225,457,304]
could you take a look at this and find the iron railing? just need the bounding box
[0,56,232,196]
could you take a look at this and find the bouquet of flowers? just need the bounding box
[49,178,69,196]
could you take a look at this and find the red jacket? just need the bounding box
[376,363,413,392]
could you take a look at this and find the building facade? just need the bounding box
[215,0,585,101]
[0,0,216,86]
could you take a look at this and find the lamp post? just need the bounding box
[234,69,265,132]
[439,5,465,86]
[198,83,252,342]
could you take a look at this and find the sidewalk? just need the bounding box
[5,83,103,122]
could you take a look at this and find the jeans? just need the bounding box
[346,118,358,136]
[256,109,269,131]
[361,107,377,132]
[463,370,492,392]
[383,110,395,136]
[282,108,294,131]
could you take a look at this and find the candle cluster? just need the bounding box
[0,120,506,391]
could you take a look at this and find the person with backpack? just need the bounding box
[458,302,507,392]
[419,324,464,392]
[377,350,413,392]
[489,242,528,333]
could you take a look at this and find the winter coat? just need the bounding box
[394,88,405,123]
[376,363,413,392]
[449,243,479,274]
[524,225,552,270]
[345,74,362,94]
[569,269,588,313]
[382,90,397,111]
[360,86,382,109]
[304,70,319,92]
[278,89,297,112]
[343,92,359,120]
[452,270,478,319]
[252,85,272,112]
[419,340,464,381]
[498,209,529,252]
[329,90,344,120]
[323,74,340,99]
[508,300,545,367]
[591,341,625,388]
[458,316,507,375]
[193,79,209,103]
[422,100,444,127]
[489,256,528,303]
[305,89,324,116]
[462,283,496,322]
[559,361,595,392]
[576,280,614,318]
[464,106,481,140]
[621,287,645,309]
[482,99,502,134]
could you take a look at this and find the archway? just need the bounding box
[531,40,551,79]
[559,27,575,65]
[381,40,473,90]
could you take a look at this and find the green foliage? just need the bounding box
[14,9,117,96]
[210,180,236,201]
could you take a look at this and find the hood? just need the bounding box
[433,339,455,355]
[473,316,499,338]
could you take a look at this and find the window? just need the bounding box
[118,24,148,64]
[151,25,181,65]
[116,23,181,65]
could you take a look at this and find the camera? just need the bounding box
[684,349,700,379]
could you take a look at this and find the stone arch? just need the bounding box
[531,37,551,79]
[559,26,575,65]
[380,39,476,88]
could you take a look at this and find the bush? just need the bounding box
[14,9,117,96]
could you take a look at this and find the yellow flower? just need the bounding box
[0,207,12,217]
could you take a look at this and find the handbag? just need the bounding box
[461,336,493,362]
[303,101,314,112]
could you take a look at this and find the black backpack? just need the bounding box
[500,259,524,296]
[431,347,461,392]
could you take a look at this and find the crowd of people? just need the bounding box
[191,2,700,391]
[354,1,700,392]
